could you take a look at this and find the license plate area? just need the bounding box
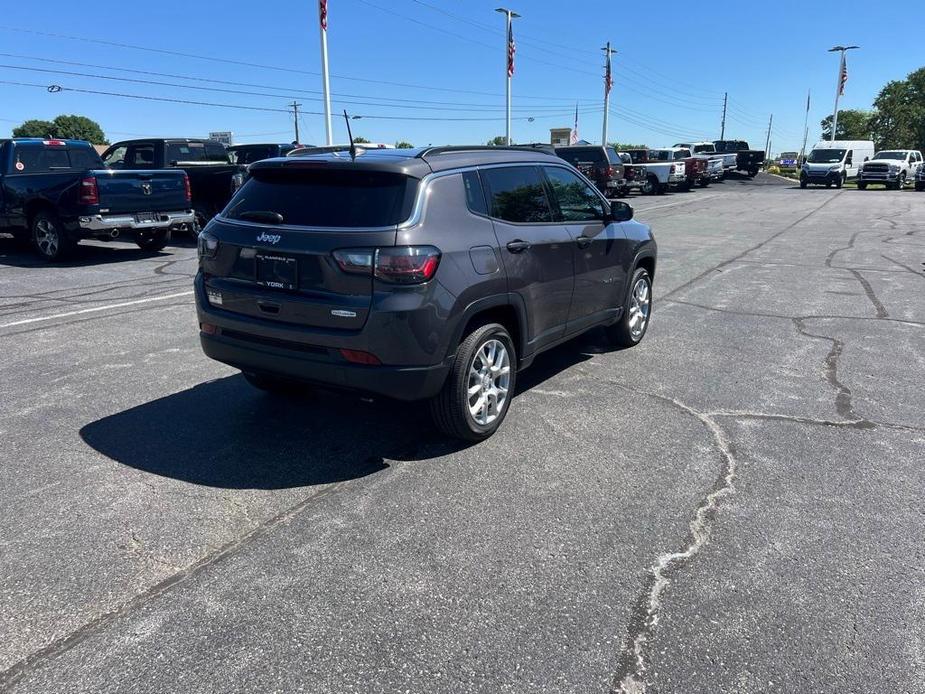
[256,253,298,290]
[134,211,157,224]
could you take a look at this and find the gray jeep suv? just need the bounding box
[195,146,657,440]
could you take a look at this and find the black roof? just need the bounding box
[249,145,559,178]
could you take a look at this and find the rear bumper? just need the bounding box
[199,330,452,401]
[78,210,194,233]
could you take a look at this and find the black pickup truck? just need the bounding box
[713,140,766,177]
[0,138,193,260]
[101,138,246,230]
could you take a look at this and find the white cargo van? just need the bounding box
[800,140,875,188]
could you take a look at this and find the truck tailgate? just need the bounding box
[92,170,188,214]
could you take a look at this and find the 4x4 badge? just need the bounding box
[256,232,282,245]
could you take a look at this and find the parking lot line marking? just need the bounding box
[637,194,720,213]
[0,290,194,329]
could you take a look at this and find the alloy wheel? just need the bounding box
[467,339,511,426]
[35,218,59,257]
[628,277,651,339]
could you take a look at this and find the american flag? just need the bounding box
[570,103,579,145]
[506,23,516,78]
[320,0,328,31]
[604,52,613,97]
[838,53,848,95]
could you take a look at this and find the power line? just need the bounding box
[0,78,598,122]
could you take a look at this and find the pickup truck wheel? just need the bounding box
[606,267,652,349]
[641,176,657,195]
[31,210,76,261]
[429,323,516,441]
[243,371,307,395]
[135,229,171,252]
[698,178,711,188]
[800,177,808,189]
[747,167,759,177]
[896,173,906,190]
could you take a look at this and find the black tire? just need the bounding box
[857,182,867,190]
[656,182,667,195]
[698,178,711,188]
[243,371,307,396]
[605,267,653,349]
[800,178,808,189]
[896,173,906,191]
[135,228,171,252]
[748,166,759,177]
[835,172,845,189]
[641,175,658,196]
[31,210,76,261]
[193,206,212,236]
[429,323,516,441]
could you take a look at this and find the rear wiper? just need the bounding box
[237,210,284,224]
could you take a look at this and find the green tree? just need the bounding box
[12,119,55,138]
[869,68,925,151]
[486,136,509,146]
[820,109,873,141]
[352,136,370,144]
[395,140,413,149]
[12,114,108,144]
[610,142,648,150]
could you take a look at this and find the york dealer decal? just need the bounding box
[256,232,282,245]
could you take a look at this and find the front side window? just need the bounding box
[480,166,552,224]
[104,146,127,168]
[543,167,605,223]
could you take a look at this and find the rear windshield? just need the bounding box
[557,147,606,166]
[166,141,229,164]
[10,145,104,173]
[224,168,418,227]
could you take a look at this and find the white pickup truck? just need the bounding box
[674,142,726,181]
[858,149,923,190]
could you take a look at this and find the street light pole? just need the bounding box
[496,7,520,146]
[828,45,858,142]
[601,42,617,146]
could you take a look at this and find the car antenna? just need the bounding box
[343,110,357,162]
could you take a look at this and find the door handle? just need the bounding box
[576,236,592,248]
[506,240,531,253]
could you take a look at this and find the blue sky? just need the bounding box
[1,1,921,153]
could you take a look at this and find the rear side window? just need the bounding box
[606,148,621,165]
[10,145,103,173]
[480,166,552,224]
[225,169,418,228]
[462,171,488,215]
[166,142,229,164]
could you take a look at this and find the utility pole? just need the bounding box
[764,113,773,160]
[828,45,859,142]
[601,42,617,146]
[318,0,333,145]
[496,7,520,146]
[720,91,727,140]
[290,102,302,144]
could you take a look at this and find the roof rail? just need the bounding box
[415,145,557,159]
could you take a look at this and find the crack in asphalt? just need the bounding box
[606,384,737,694]
[663,298,925,327]
[881,254,925,279]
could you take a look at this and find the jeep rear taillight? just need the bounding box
[333,246,441,285]
[79,176,99,205]
[375,246,441,284]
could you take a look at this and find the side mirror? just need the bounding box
[610,201,633,222]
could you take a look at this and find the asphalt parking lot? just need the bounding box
[1,174,923,693]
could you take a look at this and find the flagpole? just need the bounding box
[496,8,519,146]
[601,42,616,146]
[319,0,333,146]
[827,45,858,142]
[799,90,810,164]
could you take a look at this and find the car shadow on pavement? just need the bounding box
[80,335,607,490]
[0,235,192,268]
[80,373,446,490]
